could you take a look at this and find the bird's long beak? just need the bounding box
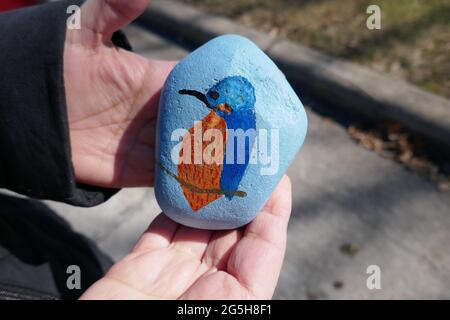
[178,89,212,109]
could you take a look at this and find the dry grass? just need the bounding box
[180,0,450,99]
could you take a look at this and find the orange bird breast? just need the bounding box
[177,111,227,211]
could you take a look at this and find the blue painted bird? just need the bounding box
[177,76,256,211]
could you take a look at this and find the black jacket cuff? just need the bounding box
[0,0,131,206]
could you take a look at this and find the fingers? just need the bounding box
[134,213,214,261]
[226,175,292,299]
[247,175,292,246]
[133,213,179,251]
[170,226,213,260]
[82,0,150,41]
[203,229,243,271]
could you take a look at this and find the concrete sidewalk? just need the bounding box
[21,25,450,299]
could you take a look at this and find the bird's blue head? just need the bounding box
[179,76,256,119]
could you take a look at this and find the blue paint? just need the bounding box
[155,34,308,230]
[205,76,257,199]
[178,76,256,202]
[206,76,256,113]
[221,108,256,199]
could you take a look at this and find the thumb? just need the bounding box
[81,0,150,41]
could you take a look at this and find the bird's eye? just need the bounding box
[209,91,219,100]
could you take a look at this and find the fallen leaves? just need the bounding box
[348,121,450,191]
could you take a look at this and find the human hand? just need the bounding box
[80,175,292,299]
[64,0,175,188]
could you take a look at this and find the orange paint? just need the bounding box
[178,111,227,211]
[217,103,232,114]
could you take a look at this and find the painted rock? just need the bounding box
[155,34,307,230]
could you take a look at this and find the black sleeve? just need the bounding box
[0,0,131,207]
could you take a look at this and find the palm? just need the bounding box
[64,0,175,188]
[81,176,292,300]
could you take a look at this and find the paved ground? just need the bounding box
[4,25,450,299]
